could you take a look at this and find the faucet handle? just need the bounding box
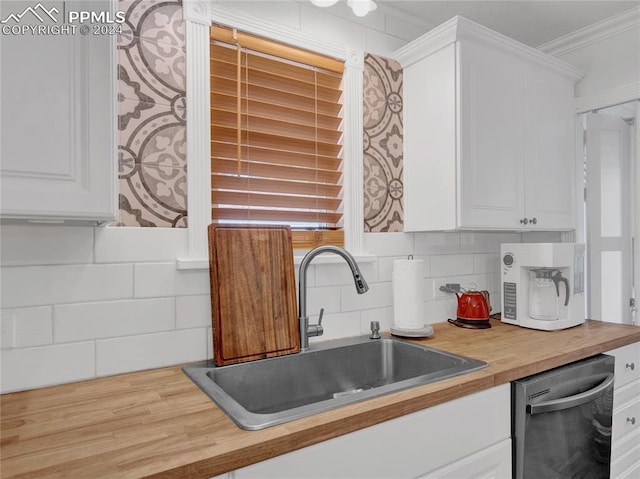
[306,308,324,339]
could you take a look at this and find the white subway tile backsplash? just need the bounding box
[363,232,413,256]
[96,328,208,376]
[1,264,134,309]
[94,227,188,263]
[522,231,563,243]
[430,254,475,277]
[0,312,13,349]
[449,274,498,294]
[134,263,209,298]
[423,278,436,302]
[306,286,342,316]
[414,232,461,254]
[1,342,95,393]
[424,298,458,324]
[360,306,393,333]
[206,327,213,359]
[499,233,523,244]
[0,307,53,349]
[314,261,378,287]
[473,254,501,274]
[0,225,94,266]
[460,233,500,253]
[341,282,393,312]
[176,295,211,329]
[54,298,175,343]
[309,311,361,343]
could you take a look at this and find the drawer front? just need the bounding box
[612,396,640,447]
[614,379,640,410]
[608,343,640,389]
[618,462,640,479]
[611,437,639,479]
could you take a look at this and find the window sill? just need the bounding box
[176,253,377,271]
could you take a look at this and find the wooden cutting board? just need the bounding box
[208,225,300,366]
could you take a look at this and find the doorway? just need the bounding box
[583,101,638,325]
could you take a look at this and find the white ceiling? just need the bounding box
[377,0,639,47]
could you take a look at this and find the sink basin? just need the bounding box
[183,335,487,430]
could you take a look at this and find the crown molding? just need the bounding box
[394,15,583,81]
[575,81,640,113]
[539,6,640,57]
[393,15,459,68]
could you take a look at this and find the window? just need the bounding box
[209,25,345,248]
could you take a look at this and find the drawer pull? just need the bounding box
[627,417,636,426]
[625,362,635,371]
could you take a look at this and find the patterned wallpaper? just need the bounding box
[363,53,404,232]
[114,0,187,227]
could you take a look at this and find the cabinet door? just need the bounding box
[523,67,576,229]
[416,438,512,479]
[458,41,526,229]
[233,385,510,479]
[0,1,116,222]
[609,342,640,391]
[403,43,458,232]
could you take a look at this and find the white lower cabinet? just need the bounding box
[231,384,510,479]
[416,438,511,479]
[607,343,640,479]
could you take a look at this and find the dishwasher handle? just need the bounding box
[527,373,615,415]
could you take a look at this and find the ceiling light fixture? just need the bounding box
[311,0,378,17]
[310,0,339,7]
[347,0,377,17]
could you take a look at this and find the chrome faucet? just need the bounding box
[298,245,369,351]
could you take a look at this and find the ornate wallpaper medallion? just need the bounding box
[363,54,404,232]
[113,0,187,227]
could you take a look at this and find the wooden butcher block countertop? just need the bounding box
[2,320,640,478]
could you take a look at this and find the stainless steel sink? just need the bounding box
[183,335,487,430]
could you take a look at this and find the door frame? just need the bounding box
[579,101,638,324]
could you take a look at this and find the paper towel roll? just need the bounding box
[392,258,424,330]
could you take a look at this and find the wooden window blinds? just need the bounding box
[210,25,345,249]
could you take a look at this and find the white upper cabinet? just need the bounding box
[0,1,116,224]
[395,16,583,232]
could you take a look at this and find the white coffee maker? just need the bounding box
[500,243,585,331]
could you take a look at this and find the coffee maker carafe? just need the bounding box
[501,243,585,331]
[528,268,569,320]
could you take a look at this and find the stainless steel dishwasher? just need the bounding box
[512,354,615,479]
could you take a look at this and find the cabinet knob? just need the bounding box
[520,218,529,225]
[626,362,635,371]
[529,217,538,225]
[627,417,636,426]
